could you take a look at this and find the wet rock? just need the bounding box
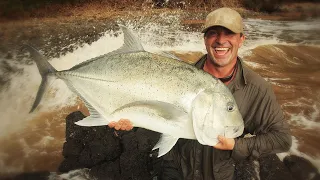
[90,160,121,180]
[235,159,259,180]
[259,154,294,180]
[65,111,86,141]
[120,151,152,180]
[79,140,110,167]
[60,111,122,171]
[58,156,84,172]
[136,128,160,152]
[62,139,83,157]
[61,111,320,180]
[121,131,139,152]
[60,111,160,179]
[5,171,50,180]
[283,155,320,180]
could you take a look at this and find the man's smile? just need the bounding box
[214,47,230,56]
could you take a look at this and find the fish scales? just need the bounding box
[26,25,244,157]
[60,51,213,111]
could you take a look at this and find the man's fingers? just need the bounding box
[108,121,116,128]
[213,142,223,149]
[121,119,133,130]
[109,119,133,131]
[214,136,235,150]
[124,124,133,131]
[217,135,225,142]
[115,120,123,130]
[213,135,225,149]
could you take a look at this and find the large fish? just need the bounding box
[26,25,244,157]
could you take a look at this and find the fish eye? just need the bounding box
[227,102,234,112]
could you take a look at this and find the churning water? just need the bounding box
[0,12,319,178]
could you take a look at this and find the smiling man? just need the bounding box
[159,8,292,180]
[108,7,292,180]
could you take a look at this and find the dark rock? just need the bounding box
[90,159,121,180]
[61,111,122,171]
[235,154,302,180]
[62,139,83,157]
[121,131,139,152]
[10,171,50,180]
[65,111,86,141]
[59,112,160,179]
[283,155,320,180]
[58,156,84,172]
[136,128,160,152]
[120,151,152,180]
[63,111,320,180]
[79,140,108,167]
[259,154,294,180]
[78,137,121,167]
[235,159,259,180]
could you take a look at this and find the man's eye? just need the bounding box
[206,31,217,37]
[225,30,235,36]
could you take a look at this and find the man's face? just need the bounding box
[204,26,245,67]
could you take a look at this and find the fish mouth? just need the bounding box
[224,124,244,138]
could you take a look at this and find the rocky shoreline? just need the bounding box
[6,111,320,180]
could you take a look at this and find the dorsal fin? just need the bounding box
[113,25,145,54]
[69,25,145,70]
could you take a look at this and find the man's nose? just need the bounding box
[216,33,227,44]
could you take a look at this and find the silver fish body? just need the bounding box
[27,25,244,157]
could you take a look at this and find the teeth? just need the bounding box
[215,48,229,51]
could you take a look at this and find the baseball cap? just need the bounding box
[202,8,244,34]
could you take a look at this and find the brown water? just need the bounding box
[244,45,320,158]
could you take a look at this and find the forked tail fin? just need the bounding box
[22,45,57,113]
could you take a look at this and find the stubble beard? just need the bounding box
[207,50,233,67]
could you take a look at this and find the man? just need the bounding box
[110,8,292,180]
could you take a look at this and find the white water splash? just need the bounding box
[277,136,320,173]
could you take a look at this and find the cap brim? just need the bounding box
[201,25,242,34]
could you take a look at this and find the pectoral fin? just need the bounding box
[153,134,179,157]
[110,100,194,139]
[111,100,188,126]
[75,115,108,126]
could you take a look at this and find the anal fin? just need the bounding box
[152,134,179,157]
[64,80,109,127]
[74,98,109,126]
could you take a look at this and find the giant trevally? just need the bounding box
[26,25,244,157]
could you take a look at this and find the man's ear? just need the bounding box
[239,34,245,47]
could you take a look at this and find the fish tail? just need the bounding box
[22,45,57,113]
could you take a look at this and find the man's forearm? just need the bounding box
[231,131,292,161]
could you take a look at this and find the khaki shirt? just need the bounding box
[160,55,292,180]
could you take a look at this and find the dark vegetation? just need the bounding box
[1,0,318,19]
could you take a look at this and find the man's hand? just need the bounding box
[213,135,235,150]
[108,118,133,131]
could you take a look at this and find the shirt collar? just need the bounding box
[195,54,247,90]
